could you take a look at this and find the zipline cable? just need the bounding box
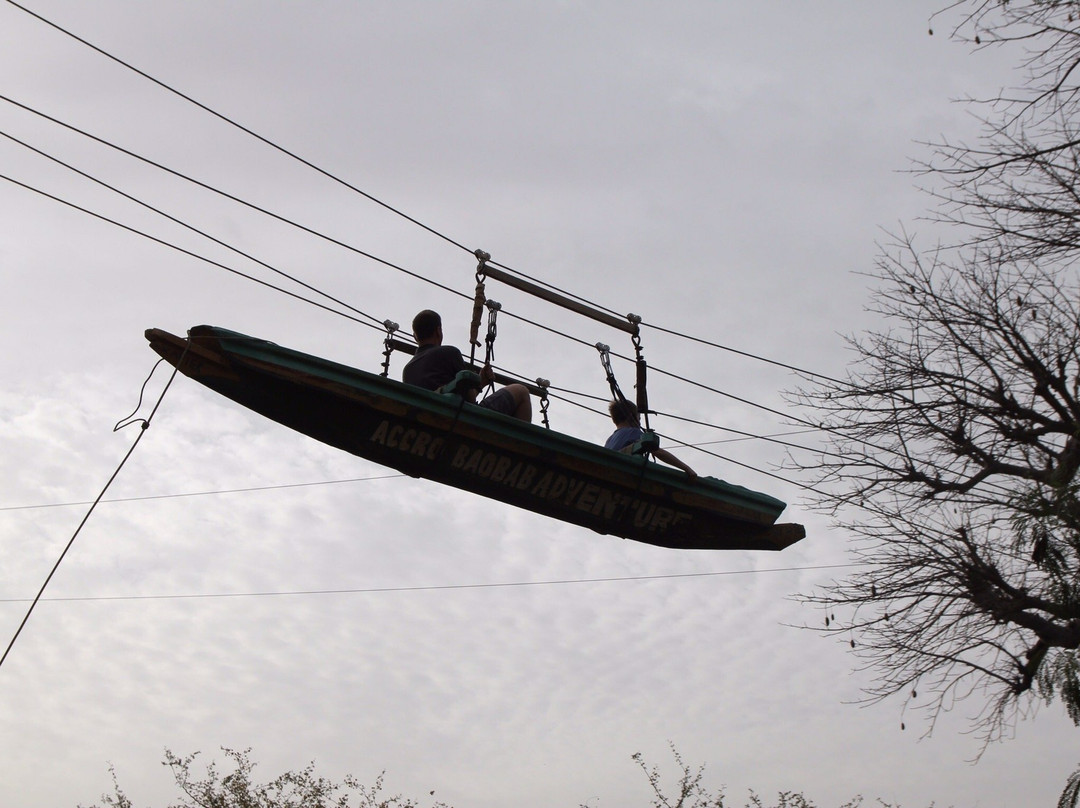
[5,162,979,493]
[0,125,388,329]
[655,431,830,496]
[0,95,470,307]
[1,95,841,421]
[0,473,407,512]
[643,321,845,384]
[4,0,475,257]
[651,409,845,459]
[479,356,960,496]
[0,93,931,471]
[0,17,840,386]
[2,146,810,449]
[488,255,843,384]
[1,156,809,465]
[542,385,831,458]
[0,172,388,333]
[0,563,862,604]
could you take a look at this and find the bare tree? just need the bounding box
[787,0,1080,754]
[927,0,1080,268]
[791,243,1080,743]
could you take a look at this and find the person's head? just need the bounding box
[609,398,639,426]
[412,309,442,343]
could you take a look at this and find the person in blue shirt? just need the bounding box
[605,398,697,479]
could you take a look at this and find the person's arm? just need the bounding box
[653,448,697,479]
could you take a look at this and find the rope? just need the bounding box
[0,37,873,478]
[469,251,489,363]
[0,126,386,329]
[649,409,847,459]
[0,96,836,436]
[2,92,845,388]
[485,251,840,384]
[642,320,844,384]
[0,351,186,671]
[655,431,828,495]
[0,172,387,333]
[0,156,830,470]
[0,65,847,394]
[0,563,863,604]
[0,159,907,484]
[3,1,474,257]
[0,473,407,513]
[0,112,428,325]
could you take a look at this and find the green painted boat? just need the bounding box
[146,325,805,551]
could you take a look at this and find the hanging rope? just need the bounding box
[0,347,188,672]
[469,250,490,364]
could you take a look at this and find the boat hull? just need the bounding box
[146,325,805,551]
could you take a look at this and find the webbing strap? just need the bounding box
[596,343,628,404]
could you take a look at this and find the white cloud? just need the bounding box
[0,3,1074,808]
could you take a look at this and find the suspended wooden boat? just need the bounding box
[146,325,805,551]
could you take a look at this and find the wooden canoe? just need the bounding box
[146,325,805,551]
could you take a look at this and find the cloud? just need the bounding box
[1,3,1076,808]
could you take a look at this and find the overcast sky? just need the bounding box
[1,2,1076,807]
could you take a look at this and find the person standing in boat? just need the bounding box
[606,399,697,479]
[403,309,532,422]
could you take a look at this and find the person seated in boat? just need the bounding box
[403,309,532,422]
[605,398,697,479]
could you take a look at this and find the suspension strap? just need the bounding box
[628,315,650,430]
[380,319,399,378]
[484,299,501,363]
[481,300,501,394]
[596,342,628,404]
[470,249,490,364]
[536,377,551,429]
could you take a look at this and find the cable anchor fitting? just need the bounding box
[535,377,551,429]
[380,319,400,378]
[474,248,491,282]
